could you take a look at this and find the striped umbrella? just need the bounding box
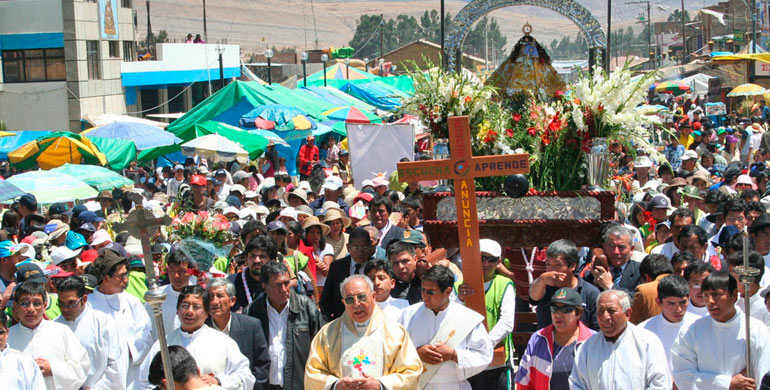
[727,83,766,97]
[655,81,691,95]
[321,106,380,124]
[51,163,134,192]
[181,134,250,164]
[7,170,98,204]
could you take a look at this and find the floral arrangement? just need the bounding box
[401,60,496,140]
[169,211,236,248]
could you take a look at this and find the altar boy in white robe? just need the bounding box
[8,281,90,390]
[139,285,256,390]
[569,289,670,390]
[305,274,423,390]
[54,275,126,390]
[0,310,46,390]
[672,271,770,390]
[398,265,493,390]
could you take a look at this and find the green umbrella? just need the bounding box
[7,170,98,204]
[51,163,134,192]
[139,121,268,162]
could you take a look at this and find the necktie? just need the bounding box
[354,263,362,275]
[611,267,623,286]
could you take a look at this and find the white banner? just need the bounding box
[347,123,414,190]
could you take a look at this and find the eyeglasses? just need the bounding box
[550,305,577,313]
[349,245,371,251]
[481,255,499,263]
[420,287,442,296]
[179,303,205,311]
[343,293,369,305]
[58,297,83,309]
[17,300,44,308]
[113,272,129,280]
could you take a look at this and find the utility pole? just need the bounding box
[146,0,152,52]
[751,0,758,81]
[680,0,686,64]
[202,0,208,43]
[484,18,489,71]
[440,0,445,69]
[605,0,612,71]
[627,1,652,68]
[379,14,384,64]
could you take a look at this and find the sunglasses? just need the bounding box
[419,287,443,296]
[58,297,83,309]
[343,293,369,305]
[481,255,499,263]
[550,305,577,313]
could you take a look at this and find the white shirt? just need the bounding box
[376,296,409,323]
[314,243,334,286]
[640,312,698,377]
[88,289,154,390]
[0,346,47,390]
[687,299,710,318]
[399,302,493,390]
[139,325,255,390]
[483,280,515,347]
[569,323,670,390]
[8,320,90,390]
[651,240,720,261]
[267,302,289,385]
[760,252,770,288]
[672,310,770,389]
[166,177,184,198]
[55,305,127,390]
[145,283,184,338]
[737,292,770,327]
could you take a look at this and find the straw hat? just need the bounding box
[302,216,330,236]
[282,188,309,205]
[323,208,351,229]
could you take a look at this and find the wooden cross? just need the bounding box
[113,192,171,281]
[397,116,530,317]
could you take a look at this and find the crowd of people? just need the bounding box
[5,98,770,389]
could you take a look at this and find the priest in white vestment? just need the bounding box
[139,285,256,390]
[54,275,127,390]
[398,265,493,390]
[364,258,410,322]
[305,275,423,390]
[0,309,47,390]
[639,275,698,381]
[672,271,770,390]
[88,250,154,390]
[8,281,90,390]
[570,289,670,390]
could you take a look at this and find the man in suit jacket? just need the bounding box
[585,224,644,296]
[319,228,376,322]
[207,278,270,390]
[630,254,674,324]
[368,195,404,249]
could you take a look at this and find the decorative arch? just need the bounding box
[445,0,607,71]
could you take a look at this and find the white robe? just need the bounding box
[0,347,47,390]
[686,299,710,318]
[376,296,409,323]
[8,320,90,390]
[640,312,698,378]
[398,301,493,390]
[138,325,255,390]
[569,323,670,390]
[144,283,183,338]
[55,305,127,390]
[737,293,770,327]
[88,289,154,390]
[671,310,770,389]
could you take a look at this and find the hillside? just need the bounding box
[134,0,719,57]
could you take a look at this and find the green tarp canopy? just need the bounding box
[139,120,268,162]
[89,136,137,171]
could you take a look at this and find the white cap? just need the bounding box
[681,150,698,161]
[634,156,653,168]
[223,206,240,216]
[479,239,502,258]
[239,208,256,221]
[298,181,313,193]
[279,207,298,221]
[16,243,35,260]
[50,246,82,265]
[230,184,247,195]
[90,229,113,247]
[322,176,343,191]
[244,190,259,200]
[361,179,374,189]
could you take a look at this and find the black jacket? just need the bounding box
[206,313,270,390]
[319,256,373,322]
[229,270,263,312]
[583,259,643,297]
[244,291,324,390]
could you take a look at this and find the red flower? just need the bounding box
[530,111,539,120]
[548,117,562,132]
[555,90,564,99]
[527,127,537,137]
[483,129,497,143]
[513,113,521,122]
[580,132,591,153]
[597,104,605,113]
[505,128,513,137]
[541,131,551,145]
[464,96,472,103]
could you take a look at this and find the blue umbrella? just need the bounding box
[242,104,309,124]
[84,122,182,150]
[0,179,27,202]
[246,130,290,147]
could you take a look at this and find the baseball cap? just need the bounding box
[46,265,74,279]
[90,229,112,247]
[223,206,240,217]
[681,150,698,161]
[361,179,374,189]
[322,176,343,191]
[79,211,104,223]
[190,175,207,186]
[648,194,672,209]
[267,220,289,234]
[480,238,502,258]
[48,203,68,215]
[65,204,88,218]
[15,263,46,283]
[77,222,96,233]
[230,184,247,196]
[50,246,82,265]
[0,240,17,258]
[233,171,251,182]
[692,122,702,130]
[550,287,583,307]
[174,164,184,171]
[225,195,241,208]
[128,257,145,270]
[80,274,98,291]
[634,156,653,168]
[19,193,37,209]
[399,229,426,247]
[215,169,227,177]
[65,231,88,250]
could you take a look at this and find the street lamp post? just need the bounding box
[301,51,308,87]
[379,58,385,76]
[264,48,273,85]
[345,58,350,80]
[321,53,328,87]
[215,45,225,89]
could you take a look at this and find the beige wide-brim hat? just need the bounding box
[323,208,351,229]
[282,188,309,205]
[301,216,330,236]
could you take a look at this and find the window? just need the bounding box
[1,48,65,83]
[122,0,131,8]
[123,41,135,62]
[109,41,120,58]
[86,40,100,80]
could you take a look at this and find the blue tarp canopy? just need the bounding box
[339,82,404,110]
[0,131,53,160]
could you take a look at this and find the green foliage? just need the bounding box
[667,9,690,22]
[348,11,506,61]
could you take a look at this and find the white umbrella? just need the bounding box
[181,134,249,164]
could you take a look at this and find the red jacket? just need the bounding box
[298,144,319,176]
